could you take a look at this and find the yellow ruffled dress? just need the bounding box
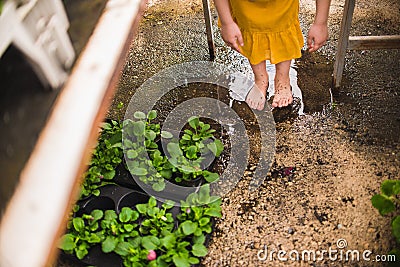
[228,0,304,65]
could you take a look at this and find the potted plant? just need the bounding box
[59,209,104,260]
[80,120,123,198]
[166,142,220,186]
[122,111,174,192]
[179,116,224,161]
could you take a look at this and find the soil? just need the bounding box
[58,0,399,266]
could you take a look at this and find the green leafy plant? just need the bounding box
[100,208,140,253]
[122,111,173,192]
[156,232,201,267]
[136,197,176,236]
[371,179,400,262]
[61,185,223,266]
[155,184,222,267]
[64,110,225,266]
[80,120,123,198]
[167,142,220,184]
[113,236,158,267]
[59,210,104,259]
[178,184,222,236]
[179,116,223,160]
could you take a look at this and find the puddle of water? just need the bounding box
[228,60,304,117]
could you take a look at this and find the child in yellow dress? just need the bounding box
[214,0,331,110]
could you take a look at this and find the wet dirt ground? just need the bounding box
[111,0,400,266]
[59,0,399,266]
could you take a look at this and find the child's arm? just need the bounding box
[307,0,331,52]
[214,0,244,52]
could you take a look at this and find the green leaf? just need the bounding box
[160,169,172,179]
[102,236,118,253]
[392,216,400,243]
[114,241,131,256]
[203,171,219,183]
[162,200,175,209]
[149,197,157,207]
[133,121,146,136]
[198,184,211,204]
[92,189,100,197]
[145,130,157,141]
[192,234,206,245]
[192,243,208,257]
[59,234,76,251]
[161,131,173,139]
[104,210,118,221]
[130,168,148,176]
[188,257,200,264]
[134,111,146,120]
[186,146,198,159]
[167,142,183,158]
[147,110,157,120]
[123,224,134,232]
[141,236,160,250]
[102,122,112,130]
[72,218,85,232]
[91,210,104,221]
[381,180,400,196]
[181,134,191,141]
[181,221,197,235]
[161,234,176,250]
[152,182,165,192]
[371,194,395,216]
[76,248,88,260]
[188,116,200,129]
[119,207,135,223]
[103,170,115,180]
[199,217,210,227]
[172,255,191,267]
[127,149,138,159]
[88,233,101,243]
[136,203,147,214]
[204,207,222,218]
[207,139,224,157]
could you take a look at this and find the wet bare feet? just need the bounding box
[245,79,268,110]
[272,80,293,108]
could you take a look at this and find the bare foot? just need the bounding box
[272,81,293,108]
[245,80,268,110]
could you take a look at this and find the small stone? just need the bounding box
[337,224,343,229]
[288,227,295,234]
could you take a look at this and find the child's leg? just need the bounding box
[246,60,269,110]
[273,60,293,108]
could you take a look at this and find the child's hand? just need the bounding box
[307,23,329,52]
[220,22,244,53]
